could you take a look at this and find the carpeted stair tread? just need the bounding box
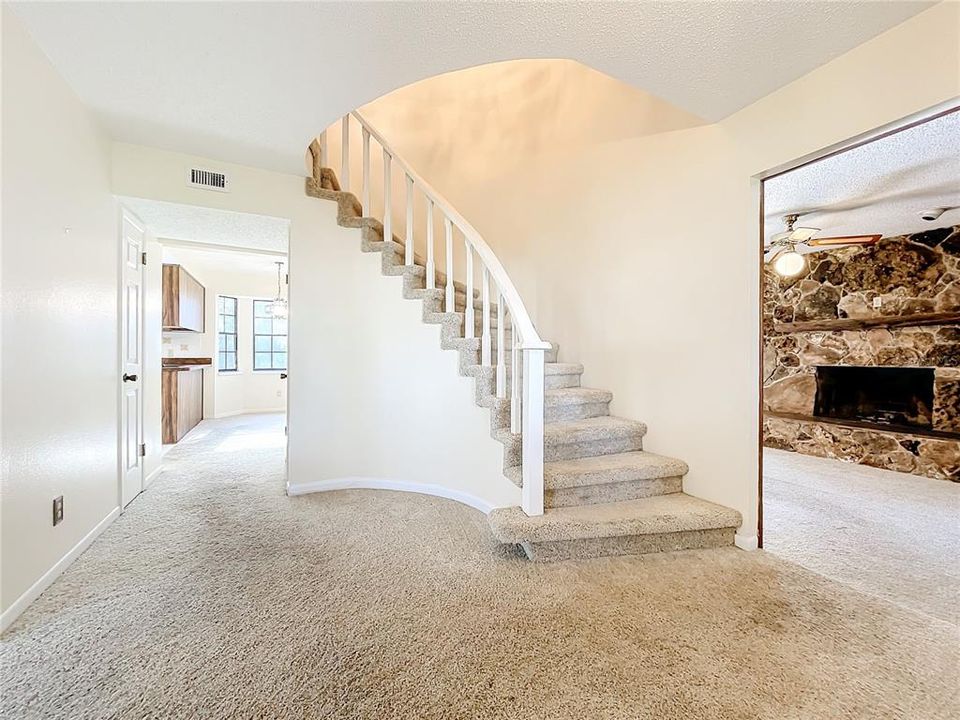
[544,387,612,407]
[544,416,647,444]
[488,494,742,544]
[544,363,583,376]
[542,451,689,489]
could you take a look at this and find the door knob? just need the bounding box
[123,373,138,382]
[280,373,288,380]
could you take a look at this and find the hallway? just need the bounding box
[1,414,957,719]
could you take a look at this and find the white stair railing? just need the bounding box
[317,114,549,517]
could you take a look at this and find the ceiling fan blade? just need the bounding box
[806,233,881,247]
[769,230,792,244]
[790,227,820,243]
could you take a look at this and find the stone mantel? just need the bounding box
[772,311,960,334]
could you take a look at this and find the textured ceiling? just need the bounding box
[764,110,960,246]
[12,1,934,173]
[161,245,285,277]
[121,198,289,253]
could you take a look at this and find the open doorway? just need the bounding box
[117,199,290,508]
[758,107,959,623]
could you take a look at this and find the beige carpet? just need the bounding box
[2,414,958,719]
[763,448,960,625]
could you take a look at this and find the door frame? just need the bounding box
[753,99,959,548]
[117,206,147,510]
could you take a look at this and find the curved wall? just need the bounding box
[339,4,960,545]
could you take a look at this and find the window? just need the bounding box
[217,296,238,372]
[253,300,287,371]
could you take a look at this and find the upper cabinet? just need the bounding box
[162,264,205,332]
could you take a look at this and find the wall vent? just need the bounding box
[187,167,230,192]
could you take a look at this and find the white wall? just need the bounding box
[353,2,960,546]
[1,9,118,624]
[288,200,519,509]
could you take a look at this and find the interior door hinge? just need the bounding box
[139,443,146,457]
[141,251,147,265]
[285,273,289,285]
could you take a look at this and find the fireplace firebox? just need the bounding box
[814,366,935,432]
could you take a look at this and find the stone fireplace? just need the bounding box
[763,225,960,481]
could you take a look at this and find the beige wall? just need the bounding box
[355,2,960,545]
[1,9,119,624]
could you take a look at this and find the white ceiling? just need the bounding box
[121,198,289,253]
[161,244,285,277]
[764,110,960,246]
[12,1,934,174]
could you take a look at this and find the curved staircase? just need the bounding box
[307,113,741,561]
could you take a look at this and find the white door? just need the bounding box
[121,213,145,507]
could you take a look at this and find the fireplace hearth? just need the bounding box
[814,366,935,432]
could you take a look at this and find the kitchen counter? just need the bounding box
[162,357,212,368]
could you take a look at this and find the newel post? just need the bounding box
[521,347,545,516]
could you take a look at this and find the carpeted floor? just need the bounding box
[2,414,958,720]
[763,448,960,626]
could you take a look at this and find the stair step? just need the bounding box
[488,494,742,561]
[543,451,689,489]
[544,416,646,460]
[543,363,584,389]
[543,387,610,422]
[504,451,688,506]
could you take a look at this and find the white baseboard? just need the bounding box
[1,506,121,633]
[735,533,759,551]
[214,408,286,419]
[286,477,496,515]
[143,466,163,489]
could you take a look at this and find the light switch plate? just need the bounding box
[53,496,64,526]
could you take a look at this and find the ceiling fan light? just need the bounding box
[773,249,806,277]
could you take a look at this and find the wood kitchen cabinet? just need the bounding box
[162,264,205,332]
[162,367,205,443]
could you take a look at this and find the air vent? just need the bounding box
[187,167,230,192]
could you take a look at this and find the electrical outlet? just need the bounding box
[872,297,883,308]
[53,496,64,526]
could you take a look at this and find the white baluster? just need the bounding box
[426,199,435,290]
[521,347,545,517]
[511,330,521,433]
[444,216,454,312]
[383,150,392,244]
[496,293,506,398]
[481,268,491,366]
[405,175,414,266]
[361,127,370,214]
[464,242,474,339]
[340,115,350,191]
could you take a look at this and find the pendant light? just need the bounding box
[268,261,288,318]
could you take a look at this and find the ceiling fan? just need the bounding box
[765,213,881,276]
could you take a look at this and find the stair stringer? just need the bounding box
[285,178,520,512]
